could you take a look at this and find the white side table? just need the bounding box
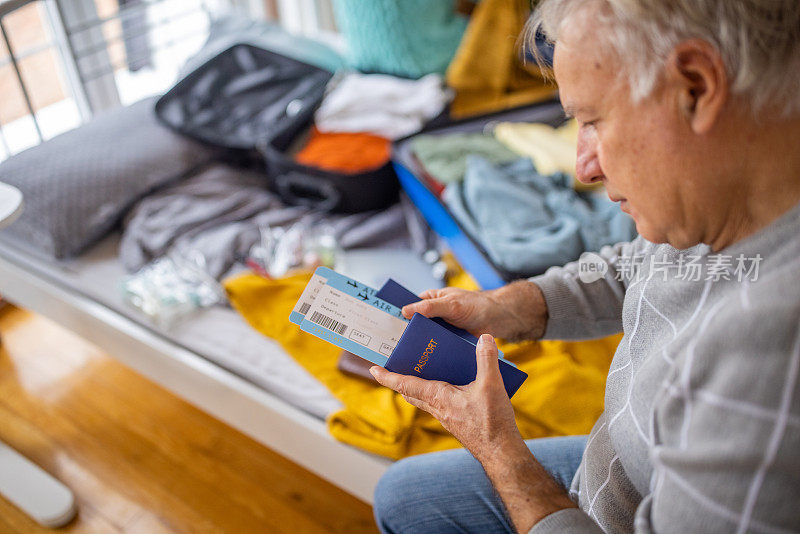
[0,181,77,527]
[0,182,23,227]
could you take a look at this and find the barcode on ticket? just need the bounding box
[309,311,348,335]
[299,302,311,315]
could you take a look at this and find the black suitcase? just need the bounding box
[156,43,330,154]
[156,43,399,213]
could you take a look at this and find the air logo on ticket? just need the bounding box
[299,282,408,366]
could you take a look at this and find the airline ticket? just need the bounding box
[299,282,408,366]
[289,266,378,325]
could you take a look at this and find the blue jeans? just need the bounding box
[373,435,588,534]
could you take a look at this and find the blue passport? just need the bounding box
[376,278,513,365]
[376,279,479,343]
[385,313,528,398]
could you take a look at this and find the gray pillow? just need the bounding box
[0,97,218,258]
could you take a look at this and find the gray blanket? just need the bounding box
[120,163,418,279]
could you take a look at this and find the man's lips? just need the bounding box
[607,194,632,214]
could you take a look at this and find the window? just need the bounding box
[0,0,339,162]
[0,0,223,161]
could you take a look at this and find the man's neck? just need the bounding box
[707,117,800,251]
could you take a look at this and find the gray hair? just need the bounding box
[528,0,800,116]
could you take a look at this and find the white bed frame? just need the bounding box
[0,253,391,504]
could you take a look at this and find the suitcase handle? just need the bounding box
[275,172,341,212]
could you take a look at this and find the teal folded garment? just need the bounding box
[332,0,468,78]
[411,132,520,184]
[443,156,637,275]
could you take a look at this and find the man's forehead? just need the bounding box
[553,31,619,116]
[554,45,602,117]
[552,6,614,72]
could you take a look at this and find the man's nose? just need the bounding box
[575,128,604,185]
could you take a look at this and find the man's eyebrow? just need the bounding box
[562,104,594,119]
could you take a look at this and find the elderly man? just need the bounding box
[370,0,800,532]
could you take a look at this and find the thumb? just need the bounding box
[476,334,501,384]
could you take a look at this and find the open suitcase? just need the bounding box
[155,43,400,214]
[392,99,570,289]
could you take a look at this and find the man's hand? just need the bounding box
[401,281,549,342]
[370,334,520,461]
[371,334,577,533]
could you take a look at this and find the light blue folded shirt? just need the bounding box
[443,156,637,275]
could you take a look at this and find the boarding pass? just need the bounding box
[299,281,408,366]
[289,266,378,325]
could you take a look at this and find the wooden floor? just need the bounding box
[0,305,378,533]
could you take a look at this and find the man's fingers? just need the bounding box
[402,297,443,319]
[370,366,450,406]
[417,288,441,300]
[402,288,461,319]
[418,287,460,300]
[401,394,437,416]
[475,334,502,384]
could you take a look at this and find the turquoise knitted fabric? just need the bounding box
[332,0,468,78]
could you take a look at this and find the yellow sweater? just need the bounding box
[446,0,557,118]
[224,271,620,460]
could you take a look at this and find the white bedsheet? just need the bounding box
[0,234,342,420]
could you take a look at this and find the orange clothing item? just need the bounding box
[294,127,391,173]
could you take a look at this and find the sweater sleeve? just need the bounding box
[529,236,649,340]
[529,509,605,534]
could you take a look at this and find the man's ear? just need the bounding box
[666,39,728,134]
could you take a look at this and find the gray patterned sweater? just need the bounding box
[528,201,800,533]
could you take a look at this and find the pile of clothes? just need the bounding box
[332,0,556,118]
[290,72,452,175]
[120,164,422,280]
[444,156,634,274]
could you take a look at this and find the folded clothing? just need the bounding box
[492,119,601,193]
[0,97,216,259]
[410,132,520,185]
[493,120,578,177]
[444,156,637,275]
[121,163,416,279]
[313,73,451,140]
[294,127,390,173]
[331,0,467,78]
[224,264,622,460]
